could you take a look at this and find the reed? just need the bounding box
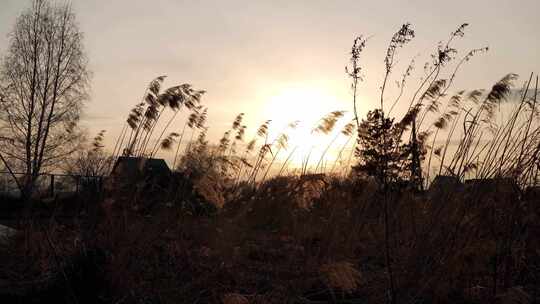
[119,76,205,159]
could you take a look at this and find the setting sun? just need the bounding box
[263,85,339,126]
[260,84,353,170]
[1,1,539,302]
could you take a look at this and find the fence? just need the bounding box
[0,171,104,199]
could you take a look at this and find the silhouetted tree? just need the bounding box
[0,0,89,199]
[354,109,402,185]
[354,108,428,189]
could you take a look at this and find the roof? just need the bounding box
[464,177,520,196]
[429,175,461,189]
[110,156,171,178]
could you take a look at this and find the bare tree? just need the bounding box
[0,0,90,200]
[64,130,113,178]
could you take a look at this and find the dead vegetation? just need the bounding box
[1,20,540,304]
[1,171,539,303]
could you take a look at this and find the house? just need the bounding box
[430,175,461,188]
[427,175,463,199]
[464,177,519,194]
[106,157,171,191]
[463,177,520,204]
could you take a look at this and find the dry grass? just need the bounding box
[0,173,539,303]
[1,22,540,304]
[320,261,362,293]
[222,293,249,304]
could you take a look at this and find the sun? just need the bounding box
[264,86,328,121]
[259,84,353,170]
[263,84,343,129]
[263,85,335,145]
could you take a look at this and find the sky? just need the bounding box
[1,0,539,167]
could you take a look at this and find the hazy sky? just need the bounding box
[1,0,539,164]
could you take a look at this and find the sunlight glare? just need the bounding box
[260,84,354,171]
